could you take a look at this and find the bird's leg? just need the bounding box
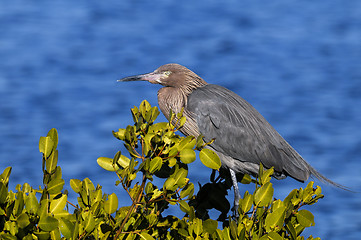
[229,169,240,219]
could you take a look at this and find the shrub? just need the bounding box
[0,100,322,239]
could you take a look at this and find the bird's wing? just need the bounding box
[187,84,310,181]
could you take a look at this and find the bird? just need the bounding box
[118,63,345,214]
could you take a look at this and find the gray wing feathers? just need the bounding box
[187,84,310,181]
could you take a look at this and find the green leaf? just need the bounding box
[179,148,196,164]
[163,177,177,191]
[129,154,139,172]
[179,200,191,213]
[37,199,50,220]
[239,174,252,184]
[34,231,51,240]
[2,234,18,240]
[52,166,63,181]
[168,147,179,158]
[271,199,284,211]
[39,136,54,158]
[50,228,61,240]
[291,198,301,206]
[254,182,274,207]
[22,182,31,193]
[140,100,151,118]
[17,213,30,228]
[180,183,194,199]
[125,125,137,144]
[25,191,39,214]
[72,221,80,239]
[202,219,218,235]
[199,149,221,169]
[146,213,158,226]
[50,194,67,214]
[267,232,283,240]
[117,153,131,168]
[297,210,315,227]
[143,134,154,156]
[176,108,184,119]
[260,167,274,185]
[131,106,140,122]
[149,122,169,133]
[139,232,155,240]
[104,193,118,214]
[238,227,246,240]
[70,179,82,193]
[150,189,163,201]
[47,128,58,150]
[47,178,64,195]
[193,218,203,236]
[222,227,232,240]
[196,135,204,149]
[145,182,154,195]
[144,108,153,123]
[129,172,137,181]
[172,167,188,188]
[38,216,59,232]
[258,163,264,177]
[83,178,95,194]
[314,185,322,195]
[92,188,103,203]
[179,116,186,127]
[149,157,163,173]
[97,157,118,171]
[84,212,95,233]
[265,206,286,232]
[90,201,102,216]
[53,210,69,219]
[0,182,8,204]
[46,150,58,173]
[0,166,12,186]
[59,218,74,239]
[13,191,24,217]
[113,128,126,140]
[177,136,196,151]
[214,229,223,240]
[229,220,237,240]
[302,181,315,203]
[284,189,298,205]
[150,106,160,123]
[240,191,253,214]
[286,222,297,240]
[168,157,177,167]
[123,216,136,232]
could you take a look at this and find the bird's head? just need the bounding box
[118,63,207,90]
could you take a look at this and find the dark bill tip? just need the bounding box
[117,75,144,82]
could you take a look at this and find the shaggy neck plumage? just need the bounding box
[157,73,206,137]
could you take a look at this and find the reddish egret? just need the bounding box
[118,63,344,213]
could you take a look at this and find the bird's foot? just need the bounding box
[230,169,241,221]
[231,204,240,220]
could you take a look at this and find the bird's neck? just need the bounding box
[157,74,207,119]
[157,87,187,120]
[157,85,202,137]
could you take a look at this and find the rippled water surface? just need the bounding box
[1,1,361,239]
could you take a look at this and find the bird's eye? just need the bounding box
[164,71,171,76]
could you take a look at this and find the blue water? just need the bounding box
[1,1,361,238]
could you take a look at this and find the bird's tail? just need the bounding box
[308,165,351,191]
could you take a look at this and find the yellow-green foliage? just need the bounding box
[0,100,323,239]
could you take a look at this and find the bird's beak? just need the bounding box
[118,72,163,84]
